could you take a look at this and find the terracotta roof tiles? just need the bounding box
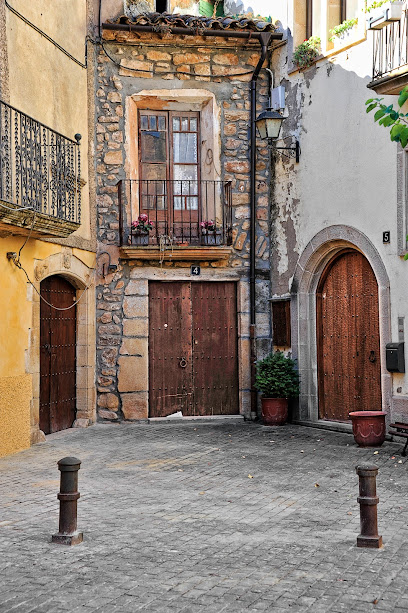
[110,12,277,32]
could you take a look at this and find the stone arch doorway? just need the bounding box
[40,275,77,434]
[29,250,96,444]
[291,225,391,425]
[316,249,382,421]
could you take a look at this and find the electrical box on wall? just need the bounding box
[386,342,405,373]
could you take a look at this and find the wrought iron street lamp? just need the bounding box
[255,109,300,163]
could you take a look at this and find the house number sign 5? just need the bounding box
[383,231,390,243]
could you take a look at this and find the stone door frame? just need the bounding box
[117,269,251,420]
[29,250,96,444]
[290,225,392,426]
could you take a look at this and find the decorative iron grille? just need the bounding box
[372,13,408,81]
[118,179,233,247]
[0,99,81,223]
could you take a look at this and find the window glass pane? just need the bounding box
[142,195,155,209]
[174,196,182,210]
[346,0,358,19]
[312,0,321,37]
[141,164,166,182]
[158,116,166,131]
[181,117,189,131]
[186,197,198,210]
[327,0,341,32]
[156,195,166,210]
[173,166,198,194]
[141,182,167,209]
[140,115,148,130]
[173,133,198,163]
[149,116,157,130]
[141,132,167,163]
[190,118,197,131]
[172,117,180,131]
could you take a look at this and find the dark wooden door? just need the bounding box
[317,250,382,421]
[149,282,238,417]
[40,276,77,434]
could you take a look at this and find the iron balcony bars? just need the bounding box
[372,12,408,80]
[118,179,232,247]
[0,99,81,223]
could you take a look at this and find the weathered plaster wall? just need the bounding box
[273,13,408,421]
[94,31,273,420]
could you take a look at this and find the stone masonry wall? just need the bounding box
[95,30,273,421]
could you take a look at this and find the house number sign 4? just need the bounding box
[191,265,201,276]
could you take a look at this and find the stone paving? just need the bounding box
[1,420,408,612]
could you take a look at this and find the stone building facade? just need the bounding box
[94,13,281,420]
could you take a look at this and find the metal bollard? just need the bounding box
[52,457,83,546]
[355,464,382,549]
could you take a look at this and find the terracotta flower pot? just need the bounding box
[261,398,288,426]
[349,411,387,447]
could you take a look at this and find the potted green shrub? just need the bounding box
[255,351,300,425]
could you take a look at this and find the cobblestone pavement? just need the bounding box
[1,420,408,612]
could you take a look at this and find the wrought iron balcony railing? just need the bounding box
[118,179,233,248]
[0,100,81,236]
[372,12,408,82]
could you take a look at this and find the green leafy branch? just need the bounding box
[365,0,399,13]
[365,85,408,148]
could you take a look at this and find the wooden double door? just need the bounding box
[149,281,239,417]
[317,250,382,421]
[40,276,77,434]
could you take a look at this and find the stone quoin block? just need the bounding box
[121,392,148,420]
[123,318,148,337]
[117,356,148,392]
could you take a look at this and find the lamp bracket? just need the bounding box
[273,140,300,163]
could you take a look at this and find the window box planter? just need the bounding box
[132,230,150,245]
[367,1,405,30]
[331,23,359,49]
[201,230,222,245]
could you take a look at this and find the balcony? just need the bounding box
[118,179,233,261]
[0,100,81,238]
[367,8,408,94]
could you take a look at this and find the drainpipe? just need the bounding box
[250,31,273,420]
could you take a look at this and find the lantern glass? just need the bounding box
[255,110,284,140]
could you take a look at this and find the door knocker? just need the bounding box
[179,357,187,368]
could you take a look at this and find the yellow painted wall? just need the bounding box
[0,238,60,376]
[0,374,31,457]
[1,2,95,455]
[5,0,90,240]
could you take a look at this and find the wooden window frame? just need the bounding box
[306,0,347,39]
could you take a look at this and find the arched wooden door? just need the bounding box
[316,250,382,421]
[40,276,77,434]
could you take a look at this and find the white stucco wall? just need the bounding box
[273,9,408,408]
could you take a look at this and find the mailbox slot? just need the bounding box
[386,342,405,373]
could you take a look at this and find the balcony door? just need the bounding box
[139,110,200,242]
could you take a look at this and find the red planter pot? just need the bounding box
[349,411,387,448]
[261,398,288,426]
